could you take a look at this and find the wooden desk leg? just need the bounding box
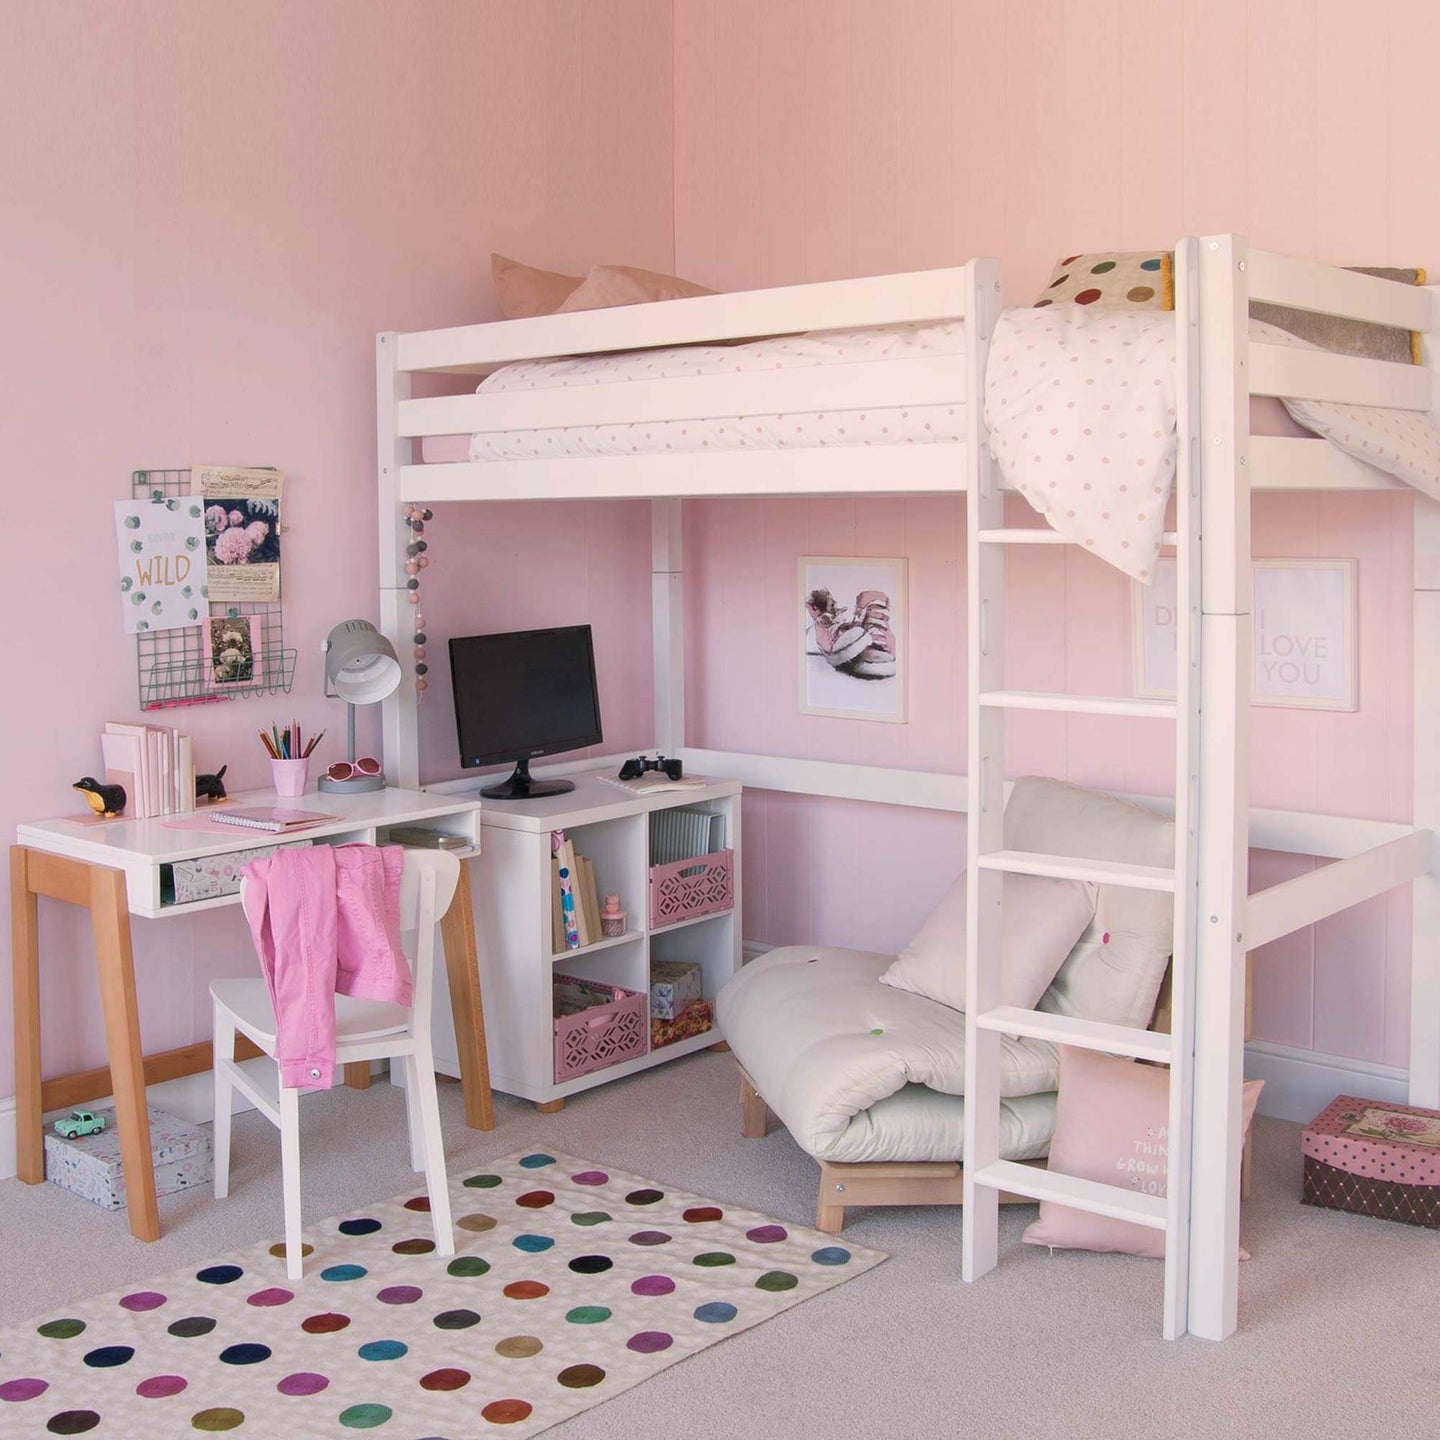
[344,1061,373,1090]
[10,848,44,1185]
[438,861,494,1131]
[89,865,160,1243]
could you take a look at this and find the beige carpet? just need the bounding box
[1,1053,1430,1439]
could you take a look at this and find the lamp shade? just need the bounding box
[323,619,401,705]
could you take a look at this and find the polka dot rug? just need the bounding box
[0,1151,884,1437]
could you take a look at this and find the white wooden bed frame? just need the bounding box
[376,236,1440,1343]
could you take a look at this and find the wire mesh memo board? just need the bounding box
[131,469,297,710]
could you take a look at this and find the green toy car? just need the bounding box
[54,1109,107,1139]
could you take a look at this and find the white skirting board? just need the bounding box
[1242,1040,1408,1123]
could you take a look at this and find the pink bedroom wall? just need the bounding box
[0,0,671,1103]
[673,0,1440,1070]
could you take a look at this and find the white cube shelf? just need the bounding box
[429,774,742,1108]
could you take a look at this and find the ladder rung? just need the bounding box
[979,689,1176,720]
[978,849,1176,892]
[975,1007,1173,1064]
[978,529,1179,547]
[972,1160,1169,1229]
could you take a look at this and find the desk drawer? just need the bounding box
[160,839,313,905]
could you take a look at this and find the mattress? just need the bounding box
[418,391,1315,465]
[716,944,1057,1166]
[418,320,968,463]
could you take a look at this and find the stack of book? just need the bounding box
[550,832,608,954]
[100,721,197,819]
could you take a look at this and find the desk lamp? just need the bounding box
[316,619,401,794]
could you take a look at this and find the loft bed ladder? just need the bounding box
[960,239,1207,1340]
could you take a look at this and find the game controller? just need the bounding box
[619,754,684,782]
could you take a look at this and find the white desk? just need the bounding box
[12,785,489,1241]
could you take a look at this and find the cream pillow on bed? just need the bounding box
[879,871,1097,1014]
[491,253,583,319]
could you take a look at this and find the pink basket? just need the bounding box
[649,848,734,929]
[552,975,648,1083]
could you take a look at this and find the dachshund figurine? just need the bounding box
[195,764,228,803]
[73,777,127,818]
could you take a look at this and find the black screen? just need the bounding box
[449,625,603,768]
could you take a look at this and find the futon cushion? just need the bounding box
[1006,777,1176,1031]
[1022,1046,1263,1257]
[491,253,583,319]
[879,871,1097,1013]
[716,945,1061,1164]
[554,263,714,312]
[1034,251,1173,310]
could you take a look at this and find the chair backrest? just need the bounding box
[398,848,462,1033]
[237,846,462,1032]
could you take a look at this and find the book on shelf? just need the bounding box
[549,841,607,951]
[103,720,200,820]
[210,806,338,834]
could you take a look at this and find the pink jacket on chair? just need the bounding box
[241,844,412,1090]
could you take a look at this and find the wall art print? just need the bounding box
[799,556,907,722]
[113,496,208,635]
[192,465,283,604]
[1134,556,1356,710]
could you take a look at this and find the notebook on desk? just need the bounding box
[209,807,339,834]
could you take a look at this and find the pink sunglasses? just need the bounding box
[325,756,382,782]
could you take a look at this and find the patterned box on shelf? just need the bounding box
[44,1106,212,1212]
[553,974,649,1083]
[648,848,734,929]
[161,837,312,905]
[651,997,713,1050]
[649,959,703,1021]
[1301,1095,1440,1229]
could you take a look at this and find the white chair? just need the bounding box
[211,848,459,1278]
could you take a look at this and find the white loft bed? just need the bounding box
[376,238,1440,1344]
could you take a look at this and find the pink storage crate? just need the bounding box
[649,848,734,928]
[553,974,648,1082]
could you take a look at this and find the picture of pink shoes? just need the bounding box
[799,556,907,723]
[806,586,895,680]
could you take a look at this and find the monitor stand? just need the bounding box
[480,757,576,801]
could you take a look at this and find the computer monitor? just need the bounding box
[449,625,603,799]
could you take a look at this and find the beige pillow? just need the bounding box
[555,263,714,313]
[491,253,582,319]
[1035,251,1174,310]
[1023,1046,1263,1258]
[879,871,1097,1014]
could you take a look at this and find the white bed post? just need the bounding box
[1187,235,1252,1342]
[1411,301,1440,1108]
[652,499,685,755]
[961,256,1005,1283]
[1162,237,1203,1341]
[377,331,421,789]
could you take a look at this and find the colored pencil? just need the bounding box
[258,729,279,760]
[301,729,325,759]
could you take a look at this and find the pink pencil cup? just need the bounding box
[270,758,310,798]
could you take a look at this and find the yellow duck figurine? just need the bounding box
[73,777,127,818]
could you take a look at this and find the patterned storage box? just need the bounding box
[1302,1095,1440,1229]
[44,1106,212,1212]
[649,959,703,1021]
[648,849,734,929]
[161,837,312,904]
[651,997,713,1050]
[553,974,649,1083]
